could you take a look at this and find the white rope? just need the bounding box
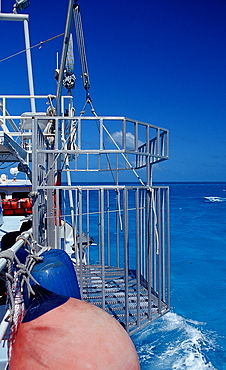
[0,235,51,353]
[150,188,160,255]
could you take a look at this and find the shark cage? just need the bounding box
[28,102,170,334]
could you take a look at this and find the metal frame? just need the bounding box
[0,93,170,333]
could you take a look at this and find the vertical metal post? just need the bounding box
[77,118,81,149]
[2,98,6,131]
[100,188,105,309]
[116,154,119,185]
[54,118,61,249]
[79,189,83,296]
[107,190,110,266]
[123,188,129,330]
[99,118,103,150]
[146,125,151,186]
[147,188,152,319]
[156,128,160,157]
[149,187,153,317]
[46,153,55,248]
[116,189,120,267]
[55,188,61,249]
[140,188,144,278]
[122,119,126,150]
[86,153,89,171]
[75,189,79,261]
[32,117,38,243]
[166,187,170,310]
[23,19,36,112]
[86,189,90,264]
[166,130,169,158]
[134,122,138,151]
[157,188,162,313]
[98,190,101,263]
[161,189,166,302]
[62,189,66,250]
[135,188,141,327]
[0,13,35,112]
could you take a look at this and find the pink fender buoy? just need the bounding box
[10,296,140,369]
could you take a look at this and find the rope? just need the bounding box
[149,188,160,254]
[7,275,25,360]
[0,250,15,318]
[0,33,64,64]
[80,94,97,117]
[0,236,50,319]
[74,6,90,91]
[102,123,145,186]
[39,117,81,186]
[15,233,51,296]
[0,233,52,358]
[60,120,78,171]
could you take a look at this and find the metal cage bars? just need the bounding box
[33,185,170,333]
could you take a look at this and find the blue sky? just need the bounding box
[0,0,226,182]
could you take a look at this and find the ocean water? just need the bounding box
[0,182,225,369]
[132,182,226,370]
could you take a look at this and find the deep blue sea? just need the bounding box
[132,182,226,370]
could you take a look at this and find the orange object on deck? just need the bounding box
[10,297,140,370]
[2,198,32,216]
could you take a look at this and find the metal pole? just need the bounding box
[56,0,75,114]
[0,13,35,111]
[100,188,105,310]
[136,188,141,327]
[0,13,29,21]
[123,188,129,330]
[32,117,38,243]
[166,187,170,310]
[23,19,36,112]
[55,0,75,194]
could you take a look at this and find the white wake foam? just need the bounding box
[204,196,226,203]
[133,312,217,370]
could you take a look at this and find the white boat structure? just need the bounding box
[0,0,170,367]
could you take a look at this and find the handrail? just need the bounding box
[0,230,31,273]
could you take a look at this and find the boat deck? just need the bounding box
[76,265,168,334]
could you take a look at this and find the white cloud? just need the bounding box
[111,130,144,149]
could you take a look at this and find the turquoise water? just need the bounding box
[132,183,226,369]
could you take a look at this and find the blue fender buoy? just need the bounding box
[30,249,81,300]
